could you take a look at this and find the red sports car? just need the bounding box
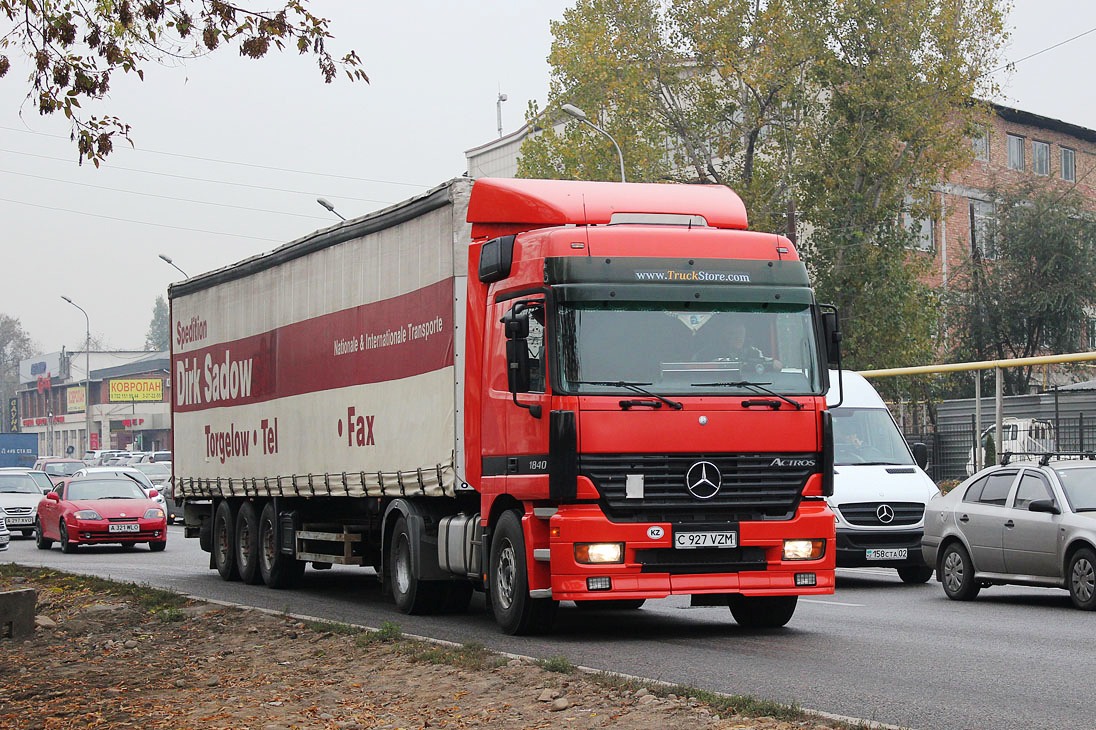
[35,475,168,553]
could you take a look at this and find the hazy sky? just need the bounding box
[2,1,1094,353]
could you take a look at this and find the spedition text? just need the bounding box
[176,350,255,407]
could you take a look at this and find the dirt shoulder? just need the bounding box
[0,566,854,730]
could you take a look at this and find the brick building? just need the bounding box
[906,103,1096,293]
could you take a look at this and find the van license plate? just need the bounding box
[675,531,737,549]
[109,524,141,533]
[866,548,907,560]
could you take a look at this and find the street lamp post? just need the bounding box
[158,254,189,278]
[61,296,91,457]
[316,198,346,221]
[561,103,626,183]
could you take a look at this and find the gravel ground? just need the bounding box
[0,566,860,730]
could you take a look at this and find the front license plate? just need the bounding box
[866,548,907,560]
[108,523,141,533]
[675,531,738,549]
[7,517,33,526]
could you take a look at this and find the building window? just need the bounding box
[972,125,989,162]
[970,199,996,259]
[902,195,934,251]
[1032,140,1050,176]
[1007,134,1025,171]
[1062,147,1076,182]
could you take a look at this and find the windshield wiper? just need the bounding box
[576,380,683,410]
[691,380,803,410]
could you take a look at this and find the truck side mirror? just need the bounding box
[501,305,541,418]
[822,309,842,367]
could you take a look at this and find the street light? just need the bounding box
[158,254,189,278]
[317,198,346,221]
[561,103,626,183]
[61,295,91,458]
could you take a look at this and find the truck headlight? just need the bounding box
[783,539,825,560]
[575,543,624,564]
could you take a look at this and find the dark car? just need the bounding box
[922,455,1096,609]
[35,476,168,553]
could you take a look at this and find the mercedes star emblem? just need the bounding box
[876,504,895,524]
[685,461,721,500]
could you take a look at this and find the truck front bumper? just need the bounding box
[536,503,835,602]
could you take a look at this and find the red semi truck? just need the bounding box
[170,177,841,634]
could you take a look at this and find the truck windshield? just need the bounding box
[554,302,823,396]
[831,408,915,466]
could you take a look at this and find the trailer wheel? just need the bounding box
[728,595,797,628]
[489,510,557,635]
[389,516,444,614]
[258,502,304,589]
[235,501,263,585]
[213,500,240,581]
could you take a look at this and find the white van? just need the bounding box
[826,370,940,583]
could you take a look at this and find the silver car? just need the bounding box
[0,470,48,537]
[922,456,1096,609]
[0,507,9,551]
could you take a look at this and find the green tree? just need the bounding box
[0,1,368,165]
[945,180,1096,395]
[0,315,37,432]
[520,0,1007,368]
[145,296,169,351]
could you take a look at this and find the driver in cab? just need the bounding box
[698,318,782,372]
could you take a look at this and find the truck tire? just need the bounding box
[258,502,304,589]
[213,500,240,581]
[235,501,263,585]
[728,595,797,628]
[488,510,557,635]
[389,516,445,614]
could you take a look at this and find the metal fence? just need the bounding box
[899,415,1096,484]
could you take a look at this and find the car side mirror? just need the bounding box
[1028,498,1060,515]
[148,488,159,499]
[46,492,60,501]
[911,443,929,470]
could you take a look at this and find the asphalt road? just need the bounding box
[4,527,1088,730]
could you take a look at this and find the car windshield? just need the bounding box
[27,472,53,491]
[831,408,915,466]
[66,478,148,501]
[42,462,82,476]
[0,474,42,494]
[82,470,155,489]
[133,463,170,478]
[554,302,823,397]
[1054,465,1096,511]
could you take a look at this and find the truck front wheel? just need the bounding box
[389,516,444,614]
[728,595,797,628]
[489,510,557,635]
[258,503,304,589]
[213,500,240,581]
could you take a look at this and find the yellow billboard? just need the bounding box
[109,378,164,403]
[67,386,86,413]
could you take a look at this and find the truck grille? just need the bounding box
[837,502,924,527]
[579,452,816,522]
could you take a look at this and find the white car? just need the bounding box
[70,467,168,514]
[0,507,9,551]
[0,470,48,537]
